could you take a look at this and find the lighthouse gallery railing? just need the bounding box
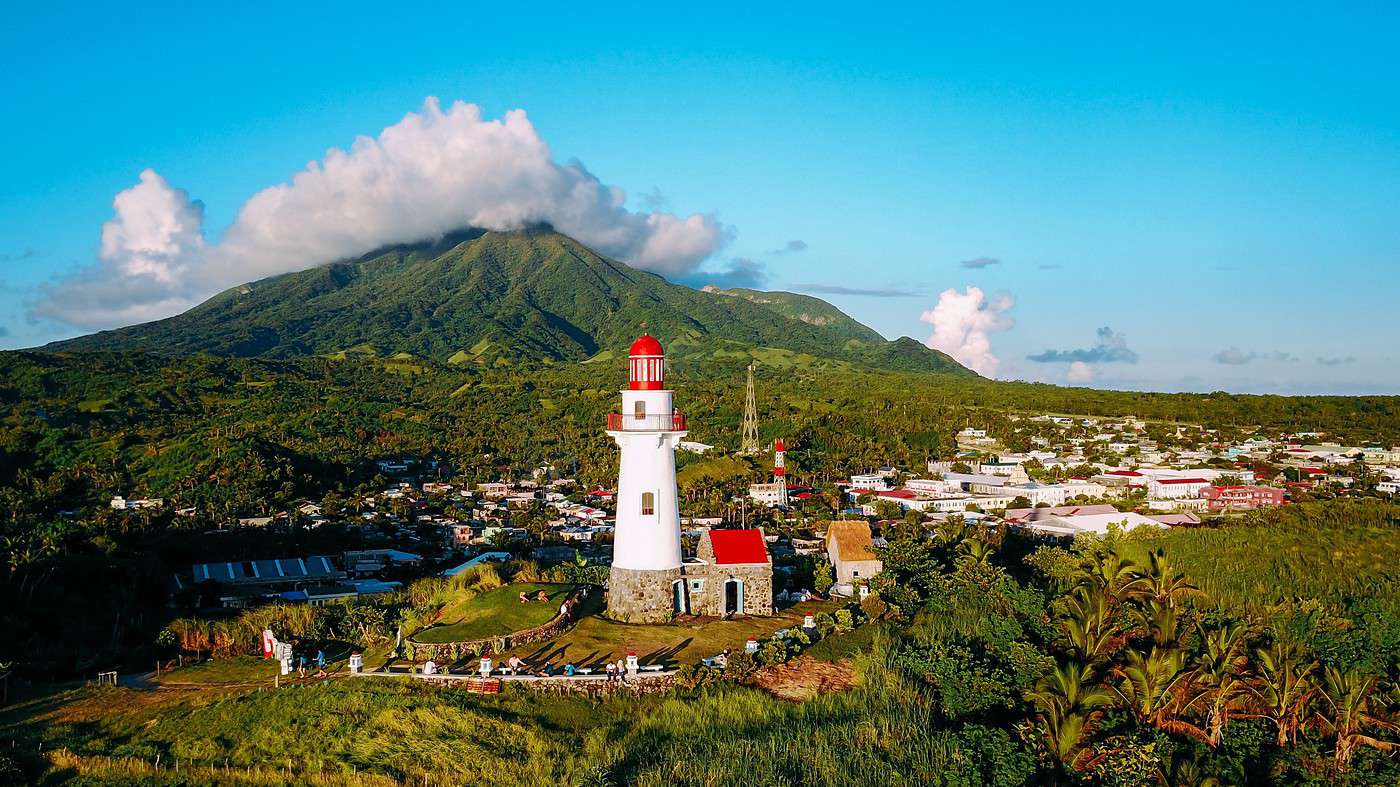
[606,412,687,431]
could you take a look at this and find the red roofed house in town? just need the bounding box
[1202,485,1285,512]
[688,528,774,617]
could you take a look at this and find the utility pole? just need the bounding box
[741,363,760,454]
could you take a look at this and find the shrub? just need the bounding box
[861,591,888,621]
[723,651,759,680]
[834,608,855,633]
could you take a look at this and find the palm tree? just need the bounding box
[1179,621,1254,746]
[1077,548,1143,601]
[1311,666,1398,769]
[1026,659,1118,773]
[1133,547,1200,608]
[1060,588,1119,664]
[958,535,996,566]
[1112,645,1192,730]
[1244,639,1316,747]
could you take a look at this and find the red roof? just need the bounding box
[1105,470,1143,477]
[708,529,770,565]
[1156,478,1208,485]
[879,489,919,499]
[629,334,664,357]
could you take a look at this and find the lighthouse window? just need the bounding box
[634,400,646,420]
[641,492,655,516]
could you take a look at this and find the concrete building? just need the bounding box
[1005,482,1068,507]
[1147,478,1211,499]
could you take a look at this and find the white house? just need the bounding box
[1021,511,1166,537]
[1005,482,1067,507]
[905,477,959,495]
[1147,478,1211,499]
[1062,479,1108,498]
[849,473,893,491]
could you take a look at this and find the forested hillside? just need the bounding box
[43,227,969,375]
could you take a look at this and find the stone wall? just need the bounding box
[608,565,684,623]
[406,606,577,662]
[688,563,773,617]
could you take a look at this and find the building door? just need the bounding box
[672,580,688,615]
[724,579,743,615]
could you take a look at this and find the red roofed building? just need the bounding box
[1202,485,1285,511]
[686,528,774,617]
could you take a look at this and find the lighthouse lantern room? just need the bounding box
[605,333,689,622]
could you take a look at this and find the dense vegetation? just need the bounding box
[5,500,1399,785]
[4,231,1400,783]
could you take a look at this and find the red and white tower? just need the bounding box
[605,333,689,623]
[772,438,789,506]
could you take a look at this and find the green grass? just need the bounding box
[412,583,576,644]
[4,637,1007,787]
[805,620,892,663]
[515,595,838,669]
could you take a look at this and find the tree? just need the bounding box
[1311,666,1398,769]
[1178,620,1253,747]
[812,559,834,595]
[1026,659,1117,774]
[1245,639,1316,748]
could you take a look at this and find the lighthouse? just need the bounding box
[605,333,689,623]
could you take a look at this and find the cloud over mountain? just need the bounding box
[920,286,1014,378]
[33,98,729,330]
[684,256,767,289]
[1028,326,1138,364]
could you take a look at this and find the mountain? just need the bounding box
[46,227,973,375]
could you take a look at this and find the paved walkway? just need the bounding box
[354,667,675,683]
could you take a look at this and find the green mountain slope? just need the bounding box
[46,228,973,375]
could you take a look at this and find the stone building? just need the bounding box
[683,528,773,617]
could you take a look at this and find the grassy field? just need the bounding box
[510,594,839,670]
[0,635,978,787]
[412,583,577,644]
[1118,500,1400,612]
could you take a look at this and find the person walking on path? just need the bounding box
[315,649,327,677]
[297,654,307,678]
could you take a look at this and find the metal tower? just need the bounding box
[740,363,760,454]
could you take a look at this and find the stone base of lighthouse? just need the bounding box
[607,565,685,623]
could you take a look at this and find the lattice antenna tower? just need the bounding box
[740,363,760,454]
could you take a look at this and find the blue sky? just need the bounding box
[2,3,1397,393]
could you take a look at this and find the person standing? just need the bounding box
[315,649,327,677]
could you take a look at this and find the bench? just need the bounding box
[464,677,503,694]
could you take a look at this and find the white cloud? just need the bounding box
[34,98,729,330]
[919,286,1014,378]
[1067,361,1093,383]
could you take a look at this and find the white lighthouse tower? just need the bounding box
[605,333,689,623]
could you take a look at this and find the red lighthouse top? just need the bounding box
[628,333,665,390]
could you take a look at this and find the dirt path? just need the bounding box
[751,655,857,701]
